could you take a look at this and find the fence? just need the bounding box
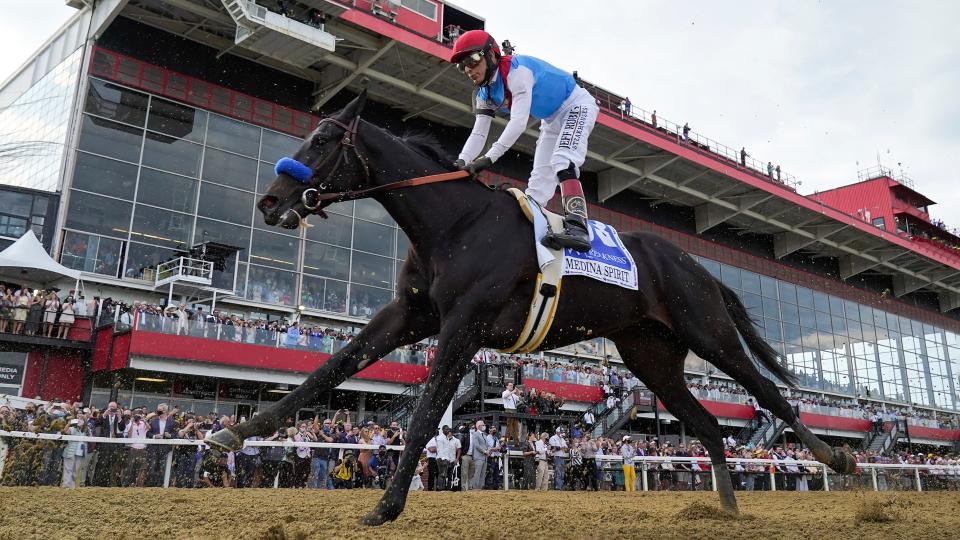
[2,431,957,493]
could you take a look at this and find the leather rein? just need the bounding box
[298,116,476,214]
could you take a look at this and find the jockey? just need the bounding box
[450,30,597,252]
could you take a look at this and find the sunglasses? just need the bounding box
[457,51,484,71]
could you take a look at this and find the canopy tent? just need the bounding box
[0,230,80,286]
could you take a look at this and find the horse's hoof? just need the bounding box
[830,449,856,474]
[206,427,243,453]
[358,504,401,527]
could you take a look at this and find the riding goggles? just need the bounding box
[457,51,484,71]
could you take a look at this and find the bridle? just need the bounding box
[276,115,484,225]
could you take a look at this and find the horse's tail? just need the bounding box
[716,279,797,388]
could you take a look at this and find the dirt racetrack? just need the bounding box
[1,488,958,539]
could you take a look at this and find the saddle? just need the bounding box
[498,188,565,353]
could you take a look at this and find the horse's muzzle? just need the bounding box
[279,209,302,229]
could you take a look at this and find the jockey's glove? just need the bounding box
[466,156,493,175]
[453,159,467,170]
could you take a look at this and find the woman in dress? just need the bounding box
[12,288,30,335]
[44,291,61,337]
[57,299,75,339]
[357,427,373,487]
[25,291,45,336]
[0,288,13,333]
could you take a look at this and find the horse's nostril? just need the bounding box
[259,196,278,210]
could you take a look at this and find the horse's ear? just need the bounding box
[342,87,368,119]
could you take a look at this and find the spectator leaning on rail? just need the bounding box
[450,29,599,252]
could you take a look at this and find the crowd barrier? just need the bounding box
[2,431,957,493]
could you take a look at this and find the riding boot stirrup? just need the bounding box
[542,214,591,252]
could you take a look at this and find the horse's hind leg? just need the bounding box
[689,327,855,474]
[208,300,438,451]
[611,323,739,514]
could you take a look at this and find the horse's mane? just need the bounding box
[399,130,457,171]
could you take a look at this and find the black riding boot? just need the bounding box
[542,165,592,252]
[542,213,591,252]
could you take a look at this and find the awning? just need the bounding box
[0,230,80,285]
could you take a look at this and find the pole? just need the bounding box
[503,451,509,491]
[162,451,173,488]
[641,460,648,491]
[915,467,922,492]
[653,394,661,442]
[871,467,878,491]
[710,463,717,492]
[822,465,830,491]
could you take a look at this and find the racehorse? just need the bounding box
[208,90,854,524]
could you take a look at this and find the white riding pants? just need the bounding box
[525,86,599,207]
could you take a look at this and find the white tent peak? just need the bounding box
[0,230,80,284]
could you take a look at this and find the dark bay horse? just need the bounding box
[208,90,854,523]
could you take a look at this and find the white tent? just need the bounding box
[0,230,80,286]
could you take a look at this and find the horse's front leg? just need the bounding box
[359,317,480,526]
[207,300,438,451]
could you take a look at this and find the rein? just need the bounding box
[282,116,482,214]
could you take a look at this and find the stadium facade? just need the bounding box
[2,0,960,447]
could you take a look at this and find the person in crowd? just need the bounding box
[368,445,395,489]
[485,425,504,489]
[549,427,568,490]
[43,290,60,338]
[11,287,29,335]
[435,425,461,491]
[61,417,85,488]
[502,382,521,441]
[122,411,149,487]
[682,122,691,141]
[425,428,440,491]
[470,420,490,489]
[458,423,473,491]
[25,290,44,336]
[93,401,126,486]
[521,431,537,490]
[146,403,176,486]
[534,431,551,491]
[57,296,75,339]
[620,436,636,492]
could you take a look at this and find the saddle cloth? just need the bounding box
[499,188,638,354]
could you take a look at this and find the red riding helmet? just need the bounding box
[450,29,501,65]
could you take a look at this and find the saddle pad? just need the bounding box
[562,220,638,290]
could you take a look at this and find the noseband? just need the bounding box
[274,116,479,218]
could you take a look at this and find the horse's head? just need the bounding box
[258,90,370,229]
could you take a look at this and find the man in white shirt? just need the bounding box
[534,432,551,490]
[549,427,568,490]
[122,414,148,487]
[502,382,521,441]
[425,430,440,491]
[434,426,461,491]
[582,410,596,430]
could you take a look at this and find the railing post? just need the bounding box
[915,468,922,492]
[710,463,717,492]
[871,467,878,491]
[641,460,648,491]
[822,465,830,491]
[503,452,509,491]
[163,450,173,488]
[769,467,776,492]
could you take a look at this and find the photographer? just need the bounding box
[331,449,360,489]
[174,416,203,487]
[93,401,126,487]
[122,412,149,487]
[311,416,335,489]
[368,445,395,489]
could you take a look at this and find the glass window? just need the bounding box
[349,284,393,319]
[829,296,845,317]
[60,230,124,277]
[353,220,394,256]
[130,205,192,249]
[65,190,131,237]
[301,275,347,314]
[400,0,437,20]
[245,265,296,305]
[124,242,176,279]
[303,242,350,281]
[260,130,302,164]
[207,114,260,157]
[780,302,799,324]
[765,319,782,341]
[249,229,300,270]
[759,276,778,298]
[78,115,143,163]
[351,252,393,289]
[742,292,762,319]
[257,161,276,195]
[813,291,830,312]
[777,281,797,304]
[740,271,760,294]
[194,217,250,261]
[397,231,409,260]
[761,297,779,319]
[720,264,740,288]
[141,132,201,176]
[197,183,254,225]
[843,300,859,321]
[795,286,814,308]
[698,257,721,279]
[202,147,257,191]
[72,152,137,200]
[305,212,352,247]
[799,307,816,329]
[137,168,198,213]
[783,323,802,345]
[355,199,394,226]
[147,97,206,142]
[85,79,148,126]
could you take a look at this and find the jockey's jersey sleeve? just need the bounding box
[458,55,577,163]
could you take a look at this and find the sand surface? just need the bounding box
[1,488,957,539]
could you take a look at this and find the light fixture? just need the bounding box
[266,388,292,394]
[135,377,167,383]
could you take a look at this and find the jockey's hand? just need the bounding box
[466,156,493,175]
[453,159,467,170]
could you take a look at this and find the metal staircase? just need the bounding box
[381,384,422,428]
[864,419,905,454]
[452,366,480,412]
[592,389,653,439]
[746,416,788,448]
[219,0,340,68]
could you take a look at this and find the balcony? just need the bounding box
[154,257,214,288]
